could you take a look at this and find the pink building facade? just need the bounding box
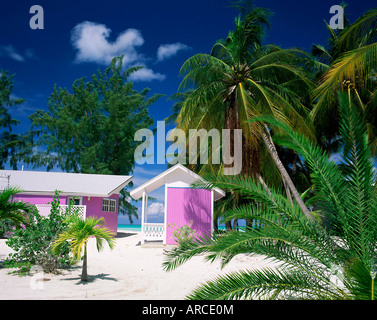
[1,170,132,236]
[130,164,225,245]
[166,187,212,245]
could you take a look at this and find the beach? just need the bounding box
[0,230,278,300]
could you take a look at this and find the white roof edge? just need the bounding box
[130,163,225,201]
[107,176,133,196]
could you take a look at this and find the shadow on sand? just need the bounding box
[61,272,118,285]
[116,231,138,239]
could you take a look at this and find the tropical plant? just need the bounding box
[173,1,315,218]
[312,8,377,154]
[0,187,32,228]
[163,92,377,300]
[52,216,116,281]
[5,190,71,273]
[168,221,197,245]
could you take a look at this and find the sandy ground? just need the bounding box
[0,230,278,300]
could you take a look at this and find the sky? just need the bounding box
[0,0,375,224]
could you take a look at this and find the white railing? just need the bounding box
[142,223,164,241]
[35,204,86,220]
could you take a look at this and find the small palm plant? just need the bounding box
[163,92,377,300]
[52,216,116,281]
[0,187,33,228]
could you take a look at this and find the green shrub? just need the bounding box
[4,191,75,274]
[168,221,197,245]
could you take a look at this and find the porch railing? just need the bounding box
[35,204,86,220]
[142,223,164,241]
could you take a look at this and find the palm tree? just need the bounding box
[0,187,32,228]
[173,2,316,219]
[52,216,116,281]
[163,92,377,300]
[312,8,377,154]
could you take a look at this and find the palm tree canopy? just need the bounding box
[0,187,33,228]
[52,216,116,263]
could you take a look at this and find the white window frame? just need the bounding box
[67,196,82,206]
[102,198,117,212]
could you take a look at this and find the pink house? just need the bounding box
[0,170,132,236]
[130,164,225,245]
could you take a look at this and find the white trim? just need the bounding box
[102,197,117,212]
[163,184,168,245]
[141,191,146,244]
[130,163,225,201]
[67,196,83,206]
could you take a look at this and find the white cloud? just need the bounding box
[0,45,25,62]
[157,42,190,62]
[71,21,144,65]
[128,67,165,82]
[71,21,165,82]
[147,202,164,216]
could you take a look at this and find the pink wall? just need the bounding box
[13,194,67,205]
[166,188,211,245]
[13,193,119,236]
[83,194,119,236]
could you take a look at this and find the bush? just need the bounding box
[168,221,197,245]
[0,219,16,239]
[4,191,74,274]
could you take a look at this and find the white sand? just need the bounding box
[0,230,278,300]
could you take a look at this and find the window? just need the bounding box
[102,198,116,212]
[67,196,82,205]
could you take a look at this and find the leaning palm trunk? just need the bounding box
[261,124,313,220]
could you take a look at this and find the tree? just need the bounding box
[312,8,377,155]
[5,190,72,273]
[28,56,163,222]
[0,187,32,228]
[163,92,377,300]
[52,216,116,282]
[0,70,26,169]
[173,1,315,218]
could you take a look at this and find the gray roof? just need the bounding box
[0,170,132,197]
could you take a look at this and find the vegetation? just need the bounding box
[168,221,197,245]
[52,216,116,282]
[164,92,377,300]
[0,187,33,230]
[5,191,72,274]
[0,0,376,300]
[0,70,29,169]
[25,57,163,223]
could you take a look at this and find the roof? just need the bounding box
[130,163,225,201]
[0,170,132,197]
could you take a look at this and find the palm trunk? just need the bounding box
[224,97,260,229]
[261,124,313,221]
[81,243,88,282]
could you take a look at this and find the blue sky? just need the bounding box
[0,0,375,224]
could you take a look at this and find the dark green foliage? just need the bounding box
[27,56,163,222]
[5,191,72,274]
[0,70,26,169]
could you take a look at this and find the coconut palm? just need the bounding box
[52,216,116,281]
[173,1,316,219]
[312,8,377,154]
[163,92,377,300]
[0,187,32,228]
